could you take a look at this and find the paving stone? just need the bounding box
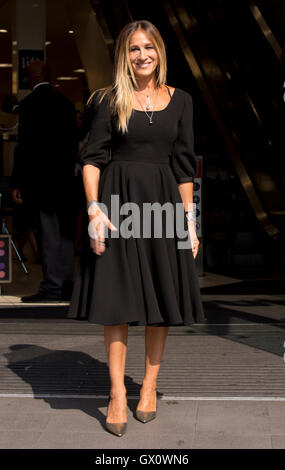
[268,403,285,417]
[33,430,194,449]
[0,412,50,432]
[192,431,272,449]
[197,400,270,417]
[0,431,43,449]
[269,417,285,434]
[271,435,285,449]
[196,414,270,435]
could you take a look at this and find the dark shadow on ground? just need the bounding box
[4,344,162,429]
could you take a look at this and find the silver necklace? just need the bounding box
[135,89,156,110]
[134,87,160,124]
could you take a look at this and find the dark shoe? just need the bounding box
[105,396,127,437]
[21,292,62,303]
[135,389,157,423]
[61,281,74,301]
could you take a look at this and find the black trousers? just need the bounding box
[35,205,75,299]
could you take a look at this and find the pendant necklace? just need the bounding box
[134,87,160,124]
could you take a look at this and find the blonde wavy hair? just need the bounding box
[88,20,167,134]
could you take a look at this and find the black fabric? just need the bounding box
[11,83,78,208]
[166,85,172,98]
[68,87,205,326]
[10,84,78,297]
[36,207,75,298]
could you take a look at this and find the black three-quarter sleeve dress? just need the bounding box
[67,87,206,326]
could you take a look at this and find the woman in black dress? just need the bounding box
[68,20,205,436]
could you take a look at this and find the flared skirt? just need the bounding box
[67,160,205,326]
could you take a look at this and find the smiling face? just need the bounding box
[129,29,158,81]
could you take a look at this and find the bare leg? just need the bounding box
[137,326,169,412]
[104,324,128,423]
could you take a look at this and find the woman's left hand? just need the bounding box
[187,220,199,259]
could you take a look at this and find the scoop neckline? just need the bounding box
[132,87,177,113]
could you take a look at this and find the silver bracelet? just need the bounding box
[185,210,195,222]
[87,200,99,210]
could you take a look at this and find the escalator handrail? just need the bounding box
[248,0,283,63]
[164,0,280,239]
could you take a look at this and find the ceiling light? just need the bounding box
[0,63,12,68]
[45,41,52,46]
[73,68,85,73]
[0,29,8,33]
[68,30,74,34]
[56,76,79,81]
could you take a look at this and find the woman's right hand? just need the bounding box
[88,206,118,256]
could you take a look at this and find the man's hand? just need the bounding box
[10,188,23,204]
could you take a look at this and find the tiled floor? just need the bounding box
[0,397,284,448]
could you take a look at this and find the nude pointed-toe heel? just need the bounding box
[105,396,127,437]
[135,409,156,423]
[105,421,127,437]
[135,390,157,423]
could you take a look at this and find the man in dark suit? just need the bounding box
[11,60,78,301]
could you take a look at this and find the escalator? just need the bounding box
[179,0,285,187]
[164,0,285,239]
[251,0,285,49]
[90,0,285,258]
